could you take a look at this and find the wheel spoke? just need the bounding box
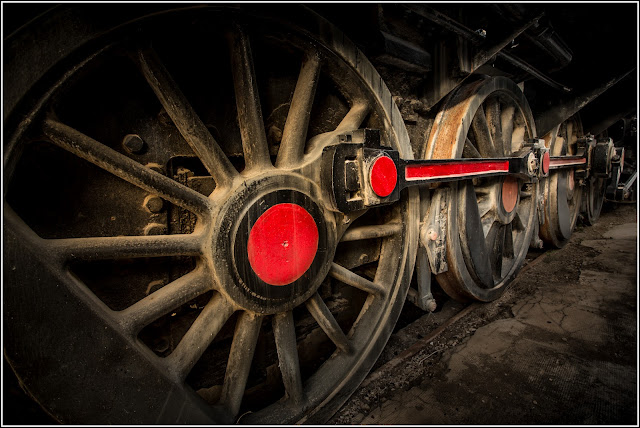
[329,262,385,296]
[474,180,496,196]
[485,97,503,156]
[459,182,493,287]
[336,101,371,133]
[477,196,493,219]
[486,222,506,280]
[504,222,515,260]
[501,104,515,155]
[340,223,401,242]
[565,122,576,154]
[218,312,263,418]
[481,213,495,237]
[471,105,498,157]
[228,25,272,171]
[553,136,566,156]
[137,49,238,188]
[305,293,350,353]
[512,212,525,232]
[276,51,322,168]
[273,311,305,406]
[48,233,204,262]
[118,267,214,335]
[306,102,371,153]
[42,119,212,215]
[167,293,235,381]
[463,138,482,158]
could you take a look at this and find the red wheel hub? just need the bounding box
[501,177,519,213]
[247,203,319,286]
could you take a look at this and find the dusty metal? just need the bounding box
[122,133,147,154]
[3,5,420,425]
[498,53,571,92]
[539,116,584,248]
[535,68,636,137]
[424,77,539,302]
[407,5,570,92]
[470,12,545,73]
[3,3,634,426]
[373,31,432,73]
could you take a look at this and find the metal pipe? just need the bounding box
[497,52,571,92]
[407,5,571,92]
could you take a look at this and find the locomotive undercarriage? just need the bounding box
[2,4,636,424]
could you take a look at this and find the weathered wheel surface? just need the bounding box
[583,175,607,226]
[3,5,418,424]
[424,77,538,302]
[539,115,584,247]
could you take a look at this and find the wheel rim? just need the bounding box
[3,6,418,424]
[424,77,538,302]
[584,176,606,225]
[539,116,584,247]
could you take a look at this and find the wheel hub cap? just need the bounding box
[501,177,519,212]
[211,175,335,314]
[247,203,319,286]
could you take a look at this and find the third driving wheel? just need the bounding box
[539,115,584,247]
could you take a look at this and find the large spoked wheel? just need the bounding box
[3,5,418,424]
[539,116,584,247]
[424,77,538,302]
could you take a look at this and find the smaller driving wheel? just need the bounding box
[424,77,539,302]
[539,115,583,247]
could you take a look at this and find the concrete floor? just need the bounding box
[359,205,637,425]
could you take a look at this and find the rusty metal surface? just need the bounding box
[424,77,539,302]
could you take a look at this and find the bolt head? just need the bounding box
[145,163,164,175]
[123,134,146,155]
[143,223,167,235]
[527,153,537,174]
[144,195,164,213]
[427,229,438,241]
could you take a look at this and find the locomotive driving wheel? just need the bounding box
[539,116,584,247]
[3,5,418,424]
[424,77,538,302]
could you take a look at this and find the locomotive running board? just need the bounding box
[321,129,550,214]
